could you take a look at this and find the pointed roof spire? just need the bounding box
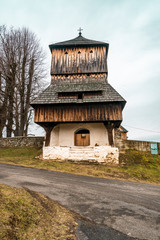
[77,27,83,36]
[49,31,109,50]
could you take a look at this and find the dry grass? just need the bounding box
[0,147,160,184]
[0,184,77,240]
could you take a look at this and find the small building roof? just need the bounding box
[119,125,128,133]
[31,82,126,107]
[49,34,109,51]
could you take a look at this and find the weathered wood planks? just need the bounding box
[34,103,123,123]
[51,47,107,75]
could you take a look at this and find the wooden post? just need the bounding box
[42,124,56,147]
[44,127,52,146]
[104,122,114,146]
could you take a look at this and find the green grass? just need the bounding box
[119,150,160,183]
[0,184,77,240]
[0,147,160,184]
[0,147,41,160]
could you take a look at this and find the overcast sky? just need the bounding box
[1,0,160,141]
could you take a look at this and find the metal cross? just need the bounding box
[78,27,83,36]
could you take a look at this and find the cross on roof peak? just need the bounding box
[78,27,83,36]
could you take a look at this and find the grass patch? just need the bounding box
[0,147,160,184]
[0,184,77,240]
[119,150,160,183]
[0,147,41,161]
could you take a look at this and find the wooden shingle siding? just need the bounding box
[51,47,107,75]
[34,103,123,123]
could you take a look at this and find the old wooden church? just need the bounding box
[31,30,126,164]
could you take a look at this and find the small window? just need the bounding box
[90,50,93,53]
[75,129,90,134]
[78,93,83,99]
[58,92,77,99]
[65,51,68,54]
[78,51,81,54]
[84,91,102,97]
[65,74,68,77]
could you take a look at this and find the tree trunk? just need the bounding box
[6,76,15,137]
[19,55,26,136]
[23,58,34,136]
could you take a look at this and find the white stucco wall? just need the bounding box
[50,122,109,147]
[43,145,119,164]
[46,123,118,164]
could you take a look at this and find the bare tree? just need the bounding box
[0,26,46,137]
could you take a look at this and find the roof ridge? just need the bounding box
[49,35,108,51]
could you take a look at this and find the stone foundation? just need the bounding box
[43,145,119,164]
[115,139,160,154]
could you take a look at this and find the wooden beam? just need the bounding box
[44,126,53,146]
[39,123,57,147]
[33,103,123,123]
[104,122,114,146]
[51,46,108,75]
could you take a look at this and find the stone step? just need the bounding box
[69,151,95,155]
[69,153,95,156]
[70,152,94,155]
[69,155,95,159]
[69,146,95,160]
[70,148,94,151]
[70,151,94,155]
[70,146,93,148]
[70,148,93,150]
[70,147,94,153]
[68,156,95,161]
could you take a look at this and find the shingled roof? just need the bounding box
[49,34,109,51]
[31,82,126,107]
[56,82,105,92]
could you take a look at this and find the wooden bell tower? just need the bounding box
[31,30,126,163]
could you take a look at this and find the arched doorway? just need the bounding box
[74,129,90,146]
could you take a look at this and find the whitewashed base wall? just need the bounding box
[43,146,119,165]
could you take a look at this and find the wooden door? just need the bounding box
[75,133,90,146]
